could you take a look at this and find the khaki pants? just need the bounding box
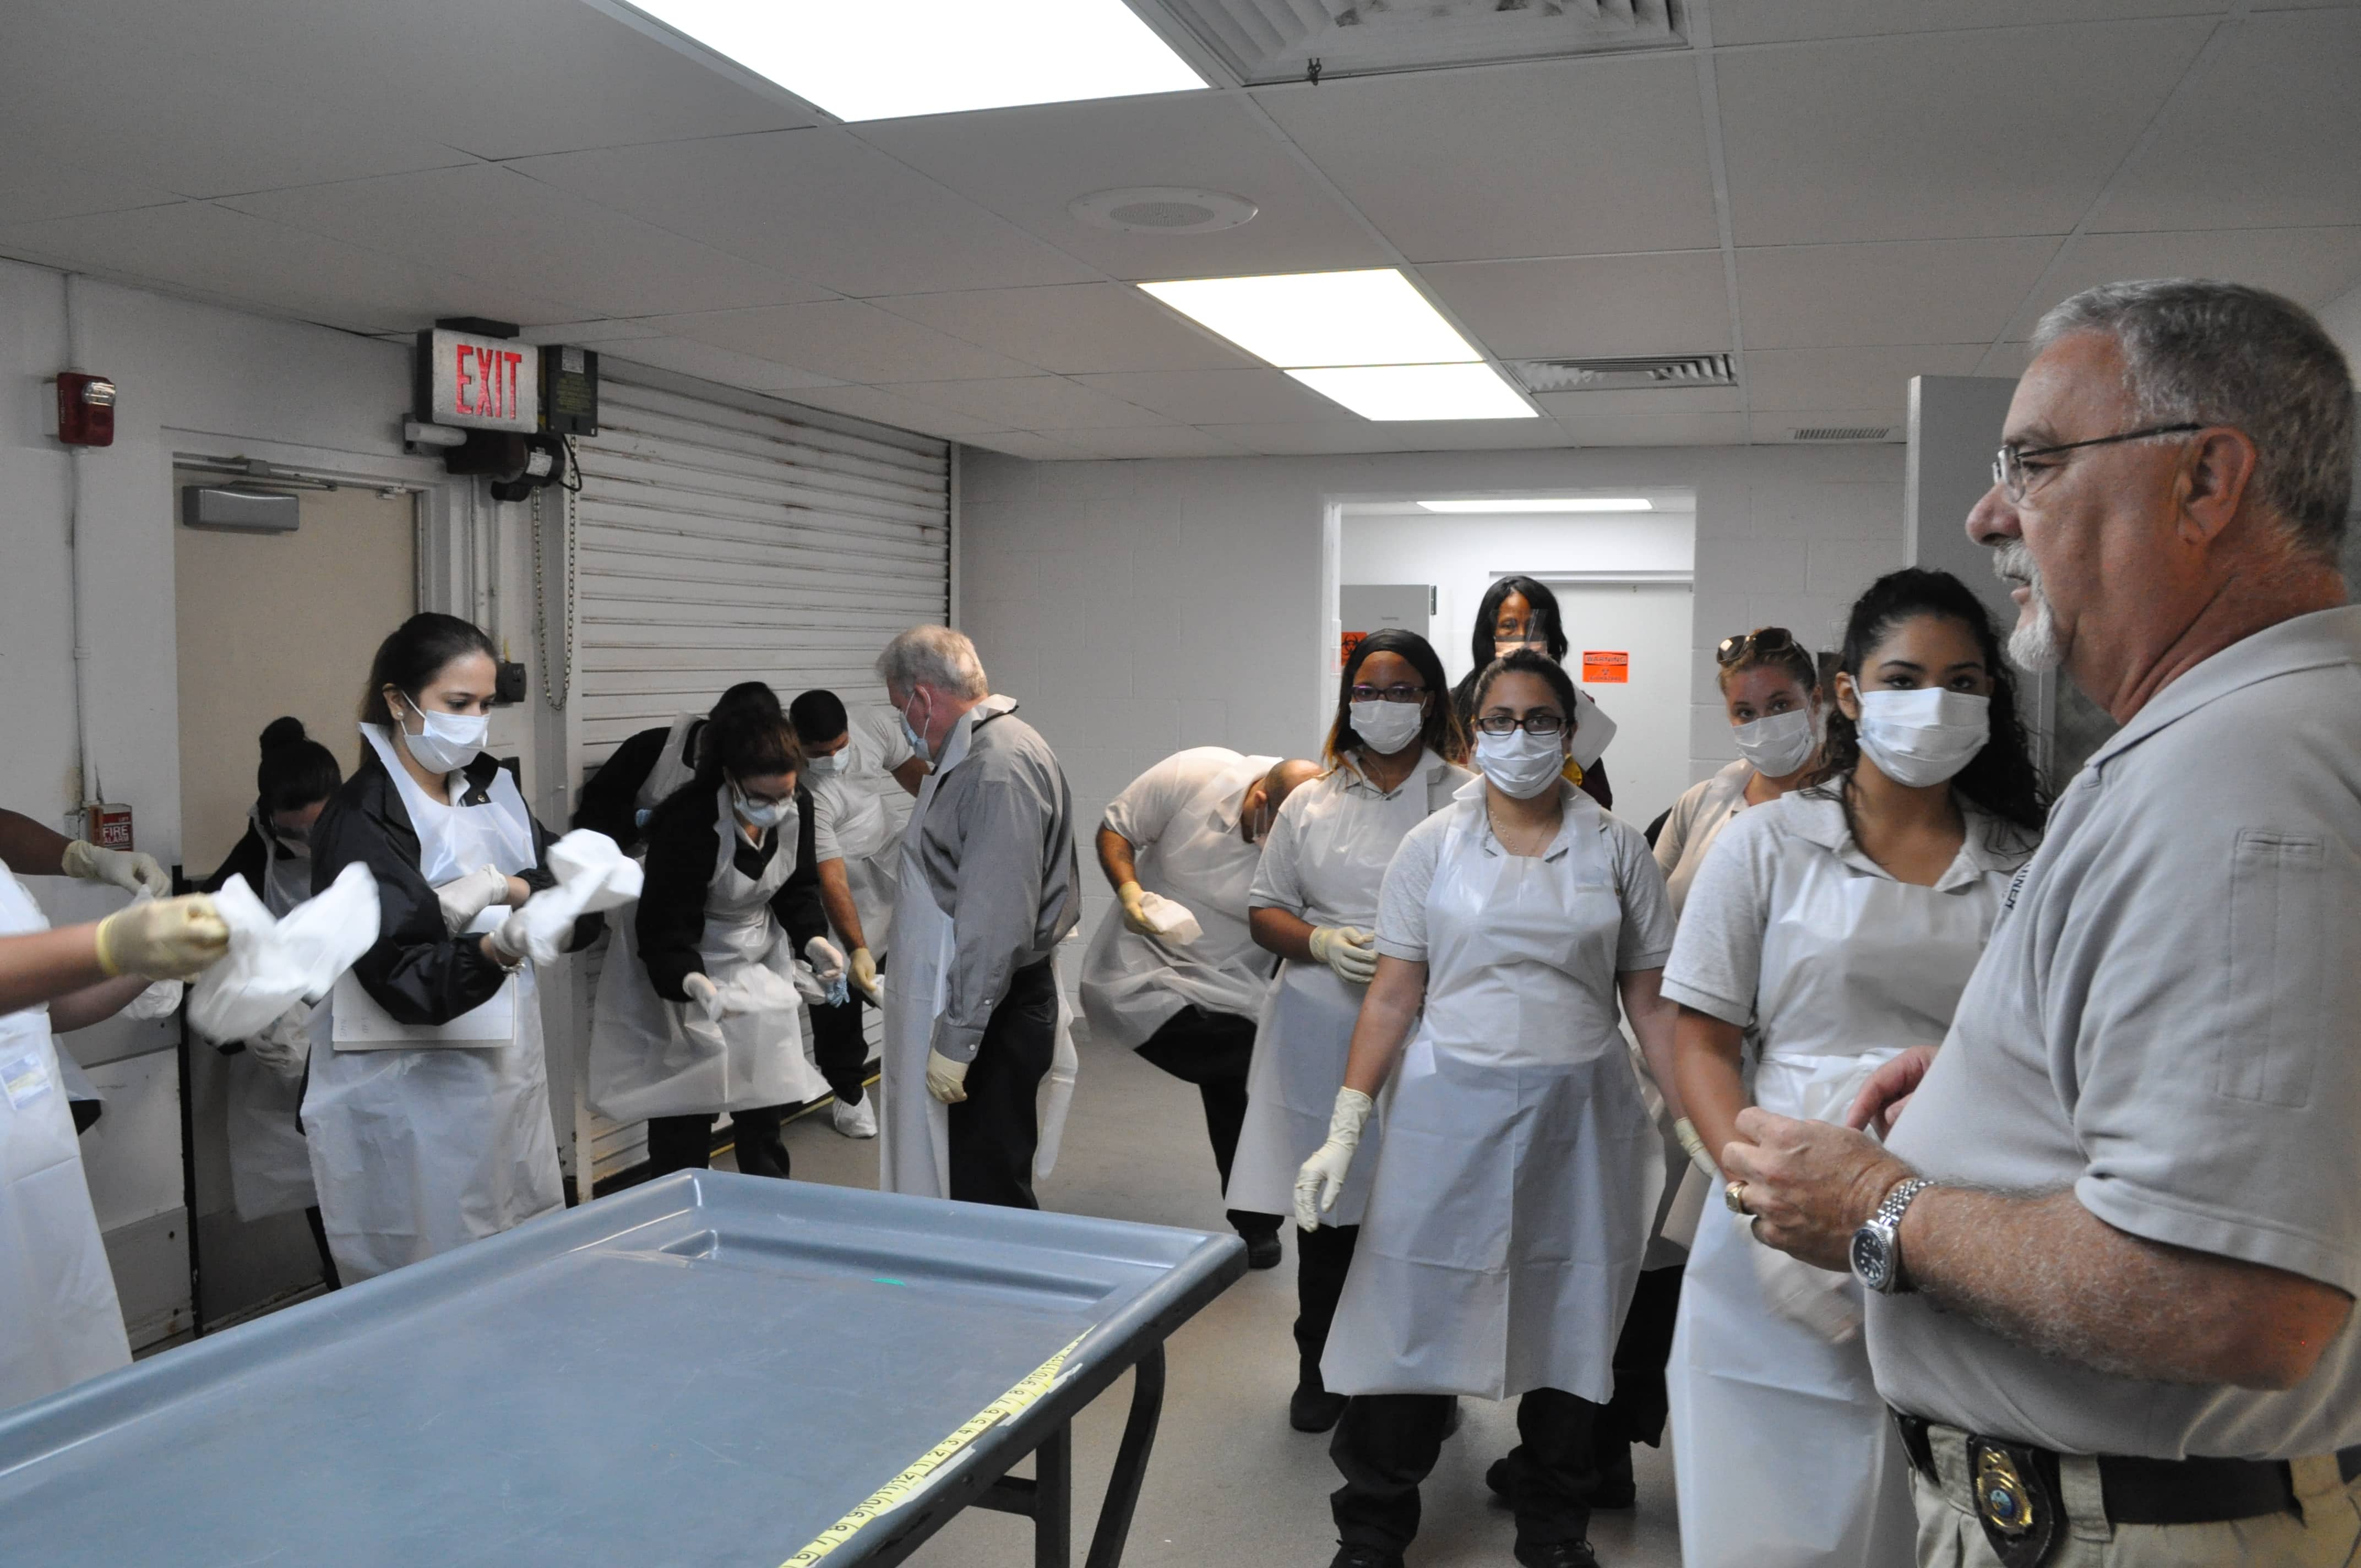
[1912,1424,2361,1566]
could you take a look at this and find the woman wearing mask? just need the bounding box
[1450,576,1615,810]
[589,692,842,1179]
[1296,649,1684,1568]
[1227,629,1471,1434]
[304,613,601,1283]
[1655,627,1825,917]
[1662,569,2045,1568]
[198,717,343,1284]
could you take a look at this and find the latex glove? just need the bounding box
[247,1004,313,1075]
[1674,1117,1721,1180]
[95,894,230,980]
[1116,880,1157,937]
[1750,1218,1864,1344]
[1294,1086,1375,1231]
[1307,925,1378,986]
[434,864,511,935]
[62,840,172,900]
[803,936,847,983]
[682,972,727,1024]
[926,1048,970,1104]
[849,946,882,1005]
[790,962,828,1005]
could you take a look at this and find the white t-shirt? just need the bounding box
[807,704,917,949]
[1249,749,1471,931]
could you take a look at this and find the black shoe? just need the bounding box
[1244,1232,1283,1270]
[1514,1542,1600,1568]
[1591,1441,1636,1511]
[1484,1454,1517,1503]
[1291,1383,1348,1433]
[1328,1545,1405,1568]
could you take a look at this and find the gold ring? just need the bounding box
[1724,1179,1752,1216]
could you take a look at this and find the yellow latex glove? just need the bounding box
[1307,925,1378,986]
[849,946,882,1005]
[95,894,231,980]
[62,839,173,900]
[1116,880,1157,937]
[1294,1086,1374,1231]
[926,1048,970,1104]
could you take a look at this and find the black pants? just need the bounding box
[1334,1387,1601,1553]
[303,1204,341,1291]
[1602,1263,1684,1450]
[945,958,1058,1209]
[806,982,871,1106]
[1133,1005,1280,1243]
[1294,1221,1359,1393]
[646,1103,793,1180]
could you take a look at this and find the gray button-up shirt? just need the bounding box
[1872,605,2361,1460]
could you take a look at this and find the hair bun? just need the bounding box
[259,716,308,753]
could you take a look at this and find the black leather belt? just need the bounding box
[1894,1409,2361,1527]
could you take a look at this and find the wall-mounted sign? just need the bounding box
[418,327,538,432]
[1581,651,1629,683]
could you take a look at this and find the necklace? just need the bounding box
[1487,803,1557,857]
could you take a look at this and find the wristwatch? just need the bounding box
[1851,1177,1934,1295]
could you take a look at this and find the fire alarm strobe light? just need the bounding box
[57,372,117,447]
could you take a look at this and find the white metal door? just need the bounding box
[565,374,950,1184]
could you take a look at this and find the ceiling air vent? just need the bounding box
[1141,0,1686,86]
[1791,426,1895,442]
[1509,353,1735,394]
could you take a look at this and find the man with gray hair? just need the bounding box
[1717,279,2361,1565]
[874,625,1081,1208]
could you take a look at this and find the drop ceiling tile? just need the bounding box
[1252,55,1720,262]
[1747,409,1907,443]
[226,165,826,319]
[2092,11,2361,233]
[1557,411,1753,447]
[1738,238,2061,347]
[0,202,573,334]
[522,319,667,345]
[1981,342,2037,376]
[0,160,181,226]
[1051,426,1255,460]
[2002,227,2361,339]
[581,336,842,393]
[1533,386,1748,420]
[1198,421,1431,455]
[878,377,1171,431]
[1067,368,1351,424]
[1206,418,1568,455]
[872,284,1256,374]
[509,130,1097,298]
[852,95,1388,279]
[1716,19,2213,246]
[651,300,1043,383]
[1421,252,1732,358]
[1744,345,1987,410]
[1711,0,2223,48]
[777,385,1010,438]
[962,431,1090,461]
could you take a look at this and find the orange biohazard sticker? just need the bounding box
[1582,651,1629,683]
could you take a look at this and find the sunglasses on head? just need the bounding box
[1717,626,1797,667]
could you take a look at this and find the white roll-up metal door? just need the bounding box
[567,372,950,1185]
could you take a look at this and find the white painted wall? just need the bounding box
[956,442,1906,954]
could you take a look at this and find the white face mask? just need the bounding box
[1350,698,1424,756]
[732,786,792,830]
[1731,706,1819,777]
[1854,688,1990,787]
[1474,727,1566,801]
[395,694,488,775]
[803,752,842,778]
[898,692,932,764]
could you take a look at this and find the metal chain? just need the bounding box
[531,477,578,711]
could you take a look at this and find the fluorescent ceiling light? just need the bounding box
[617,0,1206,122]
[1419,498,1655,513]
[1140,270,1481,368]
[1288,364,1538,423]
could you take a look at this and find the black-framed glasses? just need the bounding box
[1473,712,1566,737]
[1992,423,2204,502]
[1350,683,1428,704]
[1717,626,1796,667]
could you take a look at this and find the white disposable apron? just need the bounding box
[637,712,701,816]
[878,699,1076,1200]
[303,726,561,1283]
[1224,758,1442,1227]
[0,872,131,1411]
[1323,788,1658,1401]
[587,783,828,1120]
[224,811,325,1222]
[1668,816,2005,1568]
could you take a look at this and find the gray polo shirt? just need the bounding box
[1870,605,2361,1460]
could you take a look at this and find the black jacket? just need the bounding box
[314,752,601,1027]
[634,777,826,1002]
[572,721,703,856]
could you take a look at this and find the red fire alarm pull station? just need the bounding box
[56,372,117,447]
[83,801,134,851]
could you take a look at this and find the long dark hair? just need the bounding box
[1326,629,1461,766]
[361,613,498,725]
[695,681,785,771]
[256,717,341,816]
[1469,574,1568,667]
[1471,647,1581,733]
[692,692,803,793]
[1807,569,2047,833]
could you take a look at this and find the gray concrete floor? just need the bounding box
[739,1038,1685,1568]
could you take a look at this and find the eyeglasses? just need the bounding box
[1992,423,2204,502]
[1350,684,1428,704]
[1473,712,1566,737]
[1717,626,1796,667]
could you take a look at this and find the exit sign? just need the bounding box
[418,327,538,432]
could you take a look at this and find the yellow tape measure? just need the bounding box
[778,1333,1086,1567]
